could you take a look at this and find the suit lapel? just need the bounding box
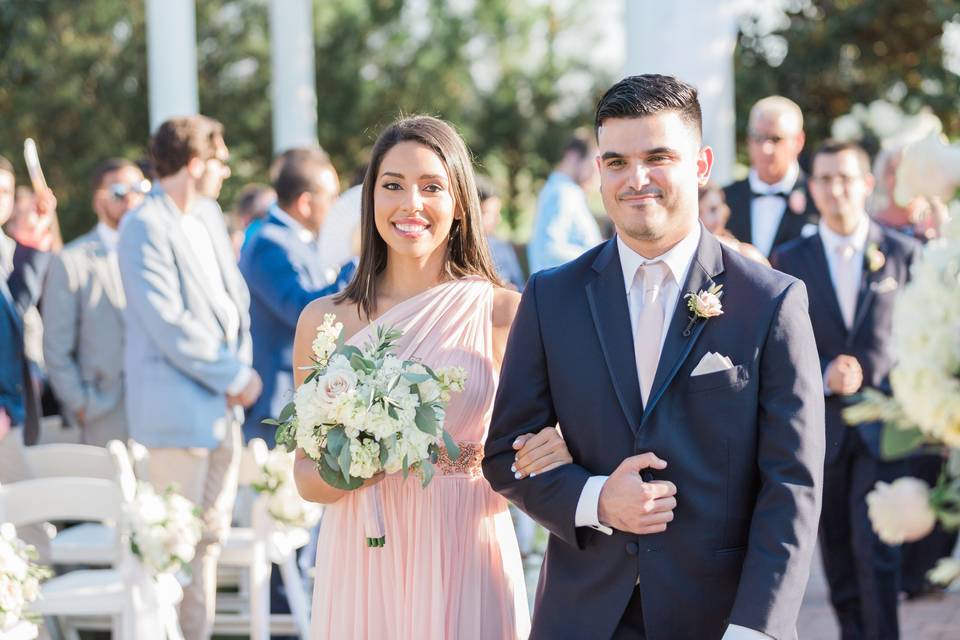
[641,229,725,424]
[86,231,126,313]
[586,239,644,434]
[849,223,887,341]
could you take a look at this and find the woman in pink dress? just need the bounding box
[292,116,573,639]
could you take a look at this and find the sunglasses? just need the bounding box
[109,179,152,199]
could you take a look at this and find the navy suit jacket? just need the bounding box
[238,211,355,445]
[724,171,819,255]
[771,223,920,463]
[483,229,824,640]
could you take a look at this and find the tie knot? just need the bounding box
[638,261,669,303]
[835,242,856,261]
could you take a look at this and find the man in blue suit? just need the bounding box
[239,148,354,445]
[484,75,824,640]
[772,140,920,640]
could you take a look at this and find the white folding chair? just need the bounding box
[23,441,135,566]
[0,477,182,640]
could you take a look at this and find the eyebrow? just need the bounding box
[381,172,447,180]
[600,147,678,160]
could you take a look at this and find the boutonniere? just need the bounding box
[683,284,723,337]
[788,190,807,215]
[865,243,886,272]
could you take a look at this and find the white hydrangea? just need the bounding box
[349,438,381,479]
[127,483,202,575]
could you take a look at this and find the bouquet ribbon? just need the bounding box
[361,484,386,548]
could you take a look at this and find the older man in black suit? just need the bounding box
[772,140,920,640]
[724,96,819,257]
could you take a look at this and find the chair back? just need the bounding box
[24,443,118,481]
[0,477,124,529]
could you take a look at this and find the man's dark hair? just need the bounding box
[812,139,872,175]
[560,136,590,163]
[91,158,140,191]
[149,115,225,178]
[475,175,498,203]
[595,74,702,140]
[0,155,13,176]
[233,183,274,220]
[272,147,336,207]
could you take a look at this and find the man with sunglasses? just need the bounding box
[724,96,819,257]
[41,158,148,445]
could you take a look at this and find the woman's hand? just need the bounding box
[511,426,572,479]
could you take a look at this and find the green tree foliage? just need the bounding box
[0,0,608,242]
[735,0,960,162]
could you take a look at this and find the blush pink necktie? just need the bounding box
[634,261,669,406]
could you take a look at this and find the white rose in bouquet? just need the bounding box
[866,477,937,545]
[0,523,51,628]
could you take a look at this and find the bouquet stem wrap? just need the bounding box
[362,484,386,547]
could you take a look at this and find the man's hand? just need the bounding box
[825,354,863,395]
[74,406,87,426]
[0,407,10,441]
[597,453,677,535]
[227,370,262,408]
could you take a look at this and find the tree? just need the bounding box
[735,0,960,163]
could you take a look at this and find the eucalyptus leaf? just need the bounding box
[338,442,352,485]
[326,426,348,457]
[420,460,435,487]
[278,401,296,423]
[316,456,363,491]
[403,372,432,384]
[340,345,362,361]
[880,423,925,460]
[442,429,460,460]
[415,404,438,435]
[402,454,409,480]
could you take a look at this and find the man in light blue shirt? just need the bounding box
[527,136,603,273]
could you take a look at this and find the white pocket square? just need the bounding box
[691,352,735,377]
[870,277,898,294]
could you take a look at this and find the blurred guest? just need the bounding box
[231,182,276,254]
[527,135,602,273]
[698,183,768,265]
[316,162,367,281]
[477,176,524,291]
[0,153,49,559]
[118,116,261,640]
[870,145,948,242]
[41,159,148,446]
[239,147,352,446]
[772,140,920,640]
[725,96,819,257]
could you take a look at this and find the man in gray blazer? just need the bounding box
[118,116,262,640]
[42,158,149,446]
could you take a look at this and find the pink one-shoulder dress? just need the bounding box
[309,277,530,639]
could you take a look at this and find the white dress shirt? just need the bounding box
[96,221,119,253]
[818,217,868,329]
[748,164,799,257]
[573,224,772,640]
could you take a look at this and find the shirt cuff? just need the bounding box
[575,475,613,535]
[227,366,253,396]
[722,624,773,639]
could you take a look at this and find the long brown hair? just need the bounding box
[336,115,502,319]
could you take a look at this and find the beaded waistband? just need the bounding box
[436,441,483,478]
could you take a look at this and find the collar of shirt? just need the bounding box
[617,223,702,294]
[96,221,119,253]
[818,215,869,255]
[270,204,317,244]
[748,163,800,196]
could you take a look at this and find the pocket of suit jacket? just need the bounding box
[686,365,750,394]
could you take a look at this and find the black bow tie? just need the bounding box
[751,190,790,199]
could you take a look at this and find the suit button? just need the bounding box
[625,542,639,556]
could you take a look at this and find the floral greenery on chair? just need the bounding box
[0,523,51,629]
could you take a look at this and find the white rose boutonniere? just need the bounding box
[683,284,723,337]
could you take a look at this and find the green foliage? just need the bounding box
[735,1,960,161]
[1,0,607,242]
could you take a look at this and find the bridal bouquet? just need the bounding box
[252,448,323,530]
[127,482,203,575]
[272,314,466,547]
[0,523,51,629]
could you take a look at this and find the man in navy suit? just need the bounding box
[484,75,824,640]
[772,140,920,640]
[723,96,819,258]
[239,148,354,445]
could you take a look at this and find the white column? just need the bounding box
[623,1,745,186]
[146,0,199,133]
[269,0,318,153]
